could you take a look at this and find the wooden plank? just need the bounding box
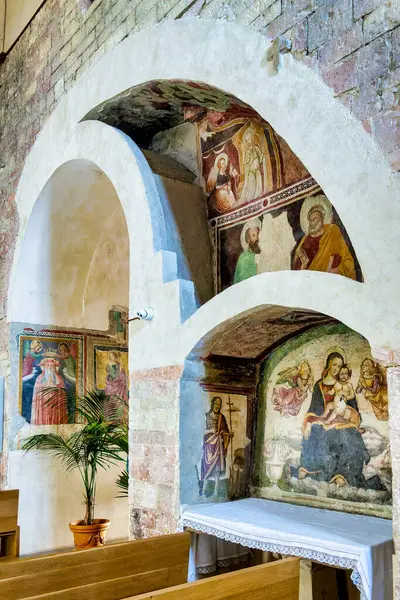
[132,558,300,600]
[1,528,20,558]
[0,532,190,580]
[0,545,189,599]
[23,564,188,600]
[0,490,19,530]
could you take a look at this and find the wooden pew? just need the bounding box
[1,554,299,600]
[0,532,190,600]
[0,489,20,558]
[132,558,300,600]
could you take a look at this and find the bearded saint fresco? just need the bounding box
[20,337,80,424]
[293,195,356,279]
[201,396,233,497]
[234,219,262,284]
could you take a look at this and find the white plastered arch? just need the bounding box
[9,18,400,366]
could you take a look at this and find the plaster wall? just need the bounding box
[155,175,213,306]
[9,452,128,555]
[151,123,201,182]
[11,159,128,329]
[82,202,129,330]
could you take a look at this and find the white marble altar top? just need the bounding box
[182,498,393,600]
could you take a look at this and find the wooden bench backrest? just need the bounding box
[0,532,190,600]
[0,490,19,533]
[132,557,300,600]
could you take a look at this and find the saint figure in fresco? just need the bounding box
[206,153,238,213]
[104,351,128,418]
[240,127,264,202]
[58,343,76,385]
[292,350,385,490]
[21,339,43,422]
[201,396,233,496]
[293,197,356,280]
[356,358,388,421]
[31,352,68,425]
[272,360,313,418]
[234,219,262,284]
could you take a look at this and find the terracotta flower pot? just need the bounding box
[69,518,110,550]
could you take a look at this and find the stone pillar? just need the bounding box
[372,347,400,599]
[129,365,183,539]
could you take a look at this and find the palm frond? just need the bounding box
[116,469,129,497]
[22,433,81,472]
[22,387,129,524]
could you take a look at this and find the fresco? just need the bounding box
[86,79,361,290]
[195,392,250,501]
[19,333,83,425]
[86,337,129,420]
[193,110,362,290]
[253,324,391,518]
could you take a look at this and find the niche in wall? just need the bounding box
[180,309,391,519]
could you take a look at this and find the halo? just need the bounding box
[240,218,262,251]
[214,152,229,168]
[300,194,333,235]
[323,346,347,367]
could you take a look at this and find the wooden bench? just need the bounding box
[0,532,190,599]
[0,489,19,558]
[132,557,300,600]
[0,531,299,600]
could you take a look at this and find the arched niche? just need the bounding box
[180,305,391,519]
[8,158,131,554]
[84,79,363,297]
[11,159,129,329]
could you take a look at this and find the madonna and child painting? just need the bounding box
[256,325,391,517]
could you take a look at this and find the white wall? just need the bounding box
[82,204,129,329]
[11,159,129,330]
[9,451,128,554]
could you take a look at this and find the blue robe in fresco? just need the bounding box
[298,380,385,490]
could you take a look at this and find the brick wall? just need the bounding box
[0,0,399,481]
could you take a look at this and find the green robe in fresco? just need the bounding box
[234,250,257,284]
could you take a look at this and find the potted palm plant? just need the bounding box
[22,390,128,550]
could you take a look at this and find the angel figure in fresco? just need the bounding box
[201,396,234,497]
[272,360,313,418]
[206,153,238,213]
[293,195,356,280]
[356,358,388,421]
[31,351,68,425]
[240,127,264,203]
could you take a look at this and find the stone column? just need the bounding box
[129,365,183,539]
[372,347,400,599]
